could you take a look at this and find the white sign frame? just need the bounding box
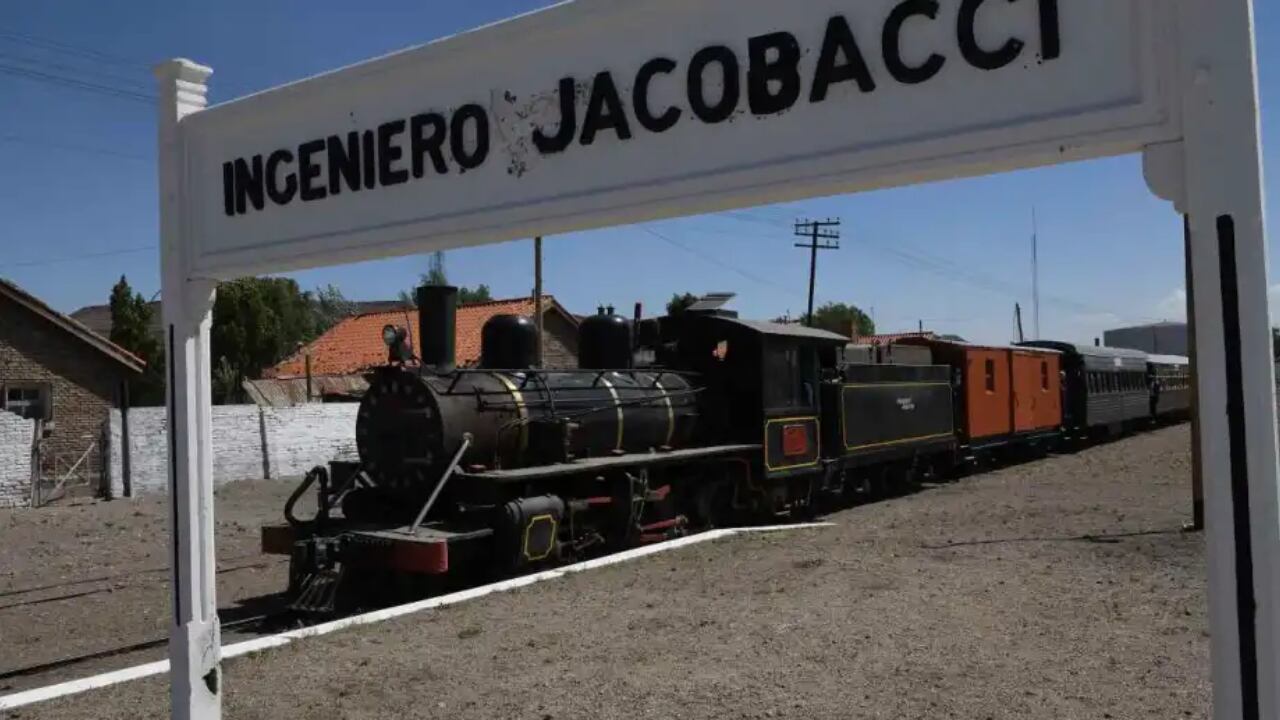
[153,1,1277,718]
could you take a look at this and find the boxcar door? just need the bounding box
[964,348,1013,444]
[1011,351,1039,433]
[1011,351,1061,433]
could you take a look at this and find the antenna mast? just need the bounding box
[1031,208,1041,340]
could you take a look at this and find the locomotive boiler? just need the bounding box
[347,289,702,516]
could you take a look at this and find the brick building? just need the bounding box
[259,296,579,402]
[0,280,144,486]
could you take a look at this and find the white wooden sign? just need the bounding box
[153,2,1277,720]
[180,0,1176,277]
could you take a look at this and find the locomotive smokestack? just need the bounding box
[417,285,457,372]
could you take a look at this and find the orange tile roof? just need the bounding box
[267,296,570,378]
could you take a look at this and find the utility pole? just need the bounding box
[1015,303,1025,343]
[1031,207,1041,340]
[793,218,841,327]
[533,236,544,368]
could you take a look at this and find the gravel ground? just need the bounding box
[2,425,1206,720]
[0,481,302,692]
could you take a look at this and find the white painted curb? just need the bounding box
[0,523,832,711]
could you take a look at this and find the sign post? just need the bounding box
[1146,2,1278,716]
[155,1,1276,717]
[156,59,221,720]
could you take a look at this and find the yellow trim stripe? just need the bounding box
[495,374,529,456]
[764,416,821,472]
[655,379,675,446]
[846,432,954,452]
[842,382,952,389]
[600,376,624,451]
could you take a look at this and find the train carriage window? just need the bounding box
[984,359,996,393]
[1040,361,1049,391]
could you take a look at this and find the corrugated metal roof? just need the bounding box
[1019,341,1148,360]
[712,317,849,342]
[242,375,369,407]
[855,331,937,345]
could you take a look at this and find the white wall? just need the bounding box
[105,404,358,497]
[0,412,35,508]
[263,404,359,479]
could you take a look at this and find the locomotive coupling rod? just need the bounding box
[410,433,473,536]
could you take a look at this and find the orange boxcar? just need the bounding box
[900,339,1009,445]
[898,339,1062,449]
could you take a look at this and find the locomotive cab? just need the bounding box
[663,313,845,480]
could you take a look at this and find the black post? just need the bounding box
[304,353,313,402]
[120,380,132,499]
[1184,214,1205,532]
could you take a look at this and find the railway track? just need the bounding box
[0,612,288,686]
[0,558,284,612]
[0,555,292,691]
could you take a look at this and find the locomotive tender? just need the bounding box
[264,288,1190,612]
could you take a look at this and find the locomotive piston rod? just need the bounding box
[410,433,472,536]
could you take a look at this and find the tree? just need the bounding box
[667,292,699,316]
[109,276,165,405]
[210,278,320,403]
[310,284,356,334]
[401,252,494,307]
[812,302,875,338]
[458,285,493,305]
[424,251,448,287]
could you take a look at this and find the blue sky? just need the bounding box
[1,1,1277,345]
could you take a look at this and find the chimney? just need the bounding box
[417,285,457,372]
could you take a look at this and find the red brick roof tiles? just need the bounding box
[267,296,570,378]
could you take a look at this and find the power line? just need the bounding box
[637,225,804,301]
[717,209,1165,326]
[0,61,155,104]
[0,245,156,271]
[0,30,150,71]
[0,50,151,91]
[0,135,151,162]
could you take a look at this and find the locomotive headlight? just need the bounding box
[383,324,401,347]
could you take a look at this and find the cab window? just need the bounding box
[763,344,817,410]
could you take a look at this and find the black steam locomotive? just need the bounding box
[264,287,1187,613]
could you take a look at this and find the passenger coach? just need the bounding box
[1147,354,1192,420]
[1019,341,1149,437]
